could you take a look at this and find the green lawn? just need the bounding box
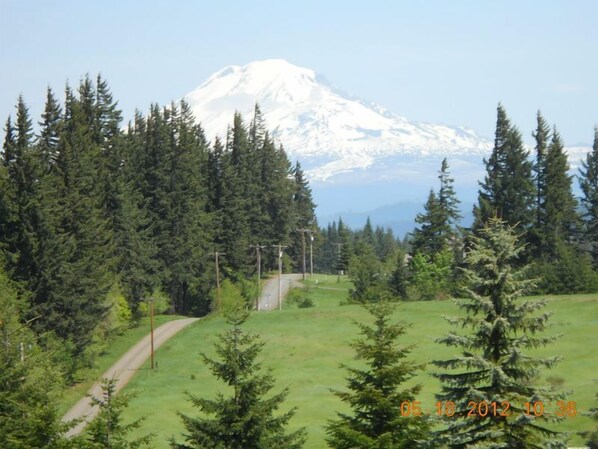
[105,275,595,447]
[59,314,186,415]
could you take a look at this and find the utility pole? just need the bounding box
[309,233,314,276]
[150,298,155,370]
[272,244,287,310]
[334,242,343,283]
[250,244,266,310]
[298,229,310,280]
[213,251,226,311]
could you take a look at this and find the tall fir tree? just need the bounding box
[219,113,253,273]
[158,101,213,314]
[579,127,598,267]
[530,111,551,255]
[1,96,43,287]
[437,157,462,231]
[326,301,430,449]
[172,310,306,449]
[38,87,62,171]
[433,217,566,449]
[411,189,444,257]
[30,83,112,358]
[336,218,352,276]
[412,159,461,258]
[541,127,578,257]
[288,161,317,271]
[474,104,535,239]
[116,119,159,311]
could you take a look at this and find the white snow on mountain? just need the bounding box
[185,59,493,181]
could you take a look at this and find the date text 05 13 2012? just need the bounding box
[397,401,577,418]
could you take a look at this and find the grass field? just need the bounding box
[88,276,595,447]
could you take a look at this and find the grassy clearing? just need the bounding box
[111,275,596,447]
[59,314,185,415]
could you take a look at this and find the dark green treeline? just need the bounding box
[0,77,316,360]
[316,104,598,301]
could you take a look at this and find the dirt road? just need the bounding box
[257,273,303,311]
[63,275,301,435]
[62,317,199,437]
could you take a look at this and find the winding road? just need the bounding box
[63,274,302,436]
[62,317,199,437]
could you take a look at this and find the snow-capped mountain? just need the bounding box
[184,59,593,224]
[185,59,492,181]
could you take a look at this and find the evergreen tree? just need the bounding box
[254,131,294,270]
[30,83,112,358]
[411,189,444,257]
[172,310,306,449]
[437,157,462,232]
[0,269,74,449]
[1,96,43,288]
[326,301,430,449]
[38,87,62,171]
[412,158,461,258]
[541,127,578,257]
[219,113,253,273]
[474,105,535,238]
[83,378,153,449]
[374,226,397,261]
[361,217,376,247]
[288,161,317,271]
[389,249,408,299]
[157,101,213,314]
[116,121,159,311]
[433,217,566,448]
[336,218,352,276]
[348,241,388,302]
[316,222,339,274]
[530,111,551,255]
[579,127,598,267]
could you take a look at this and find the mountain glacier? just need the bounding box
[185,59,492,181]
[184,59,591,225]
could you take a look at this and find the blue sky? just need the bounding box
[1,0,597,145]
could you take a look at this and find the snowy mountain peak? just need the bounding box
[185,59,492,181]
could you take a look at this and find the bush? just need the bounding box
[348,243,392,302]
[286,287,314,308]
[530,244,598,294]
[408,249,454,300]
[136,288,172,317]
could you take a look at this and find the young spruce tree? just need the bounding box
[433,217,567,449]
[83,378,153,449]
[326,300,430,449]
[172,309,305,449]
[579,127,598,267]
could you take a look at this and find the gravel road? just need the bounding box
[257,273,303,311]
[62,317,199,437]
[63,274,301,436]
